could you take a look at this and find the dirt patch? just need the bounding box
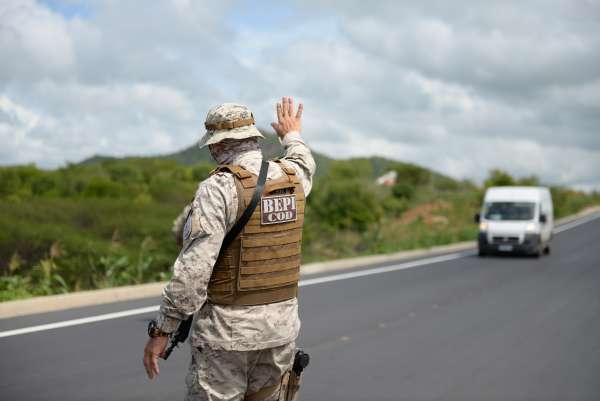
[399,201,453,225]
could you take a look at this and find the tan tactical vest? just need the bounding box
[207,160,305,306]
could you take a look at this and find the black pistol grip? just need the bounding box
[162,344,175,360]
[293,350,310,375]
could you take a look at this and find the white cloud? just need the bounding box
[0,96,57,165]
[1,81,198,167]
[0,0,76,81]
[0,0,599,190]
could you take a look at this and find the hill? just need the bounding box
[80,130,334,176]
[78,131,450,183]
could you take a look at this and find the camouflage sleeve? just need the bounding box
[156,173,238,333]
[172,204,192,248]
[279,131,316,196]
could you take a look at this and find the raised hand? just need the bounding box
[271,96,303,138]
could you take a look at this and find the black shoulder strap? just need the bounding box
[221,160,269,249]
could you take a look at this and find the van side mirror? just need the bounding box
[474,213,480,223]
[539,214,547,223]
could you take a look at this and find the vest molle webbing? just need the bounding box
[207,161,305,306]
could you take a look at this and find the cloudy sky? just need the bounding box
[1,0,599,189]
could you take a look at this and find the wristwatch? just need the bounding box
[147,319,169,338]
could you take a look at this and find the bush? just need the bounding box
[395,164,430,187]
[171,166,193,182]
[0,276,32,301]
[192,164,214,182]
[31,174,58,196]
[382,197,409,217]
[149,177,195,203]
[392,182,415,200]
[329,159,373,180]
[83,176,124,198]
[433,176,461,191]
[517,175,540,186]
[0,165,43,199]
[104,162,144,184]
[311,180,382,231]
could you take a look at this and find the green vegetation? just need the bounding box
[1,139,599,302]
[0,158,200,301]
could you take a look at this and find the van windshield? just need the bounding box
[483,202,536,221]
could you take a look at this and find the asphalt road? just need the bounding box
[1,216,599,401]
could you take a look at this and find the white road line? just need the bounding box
[299,252,470,287]
[1,213,598,339]
[553,213,600,234]
[0,306,158,338]
[0,252,471,339]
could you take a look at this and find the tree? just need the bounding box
[484,169,514,187]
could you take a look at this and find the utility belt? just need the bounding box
[245,349,310,401]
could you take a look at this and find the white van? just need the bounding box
[475,186,553,257]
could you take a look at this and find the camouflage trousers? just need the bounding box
[184,342,295,401]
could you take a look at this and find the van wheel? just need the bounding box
[478,248,486,257]
[532,246,541,258]
[544,245,551,255]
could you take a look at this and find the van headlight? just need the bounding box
[526,223,536,232]
[479,222,488,231]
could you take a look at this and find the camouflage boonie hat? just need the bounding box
[199,103,264,148]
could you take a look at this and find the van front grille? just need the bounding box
[492,236,520,244]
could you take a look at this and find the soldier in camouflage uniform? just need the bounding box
[143,97,315,401]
